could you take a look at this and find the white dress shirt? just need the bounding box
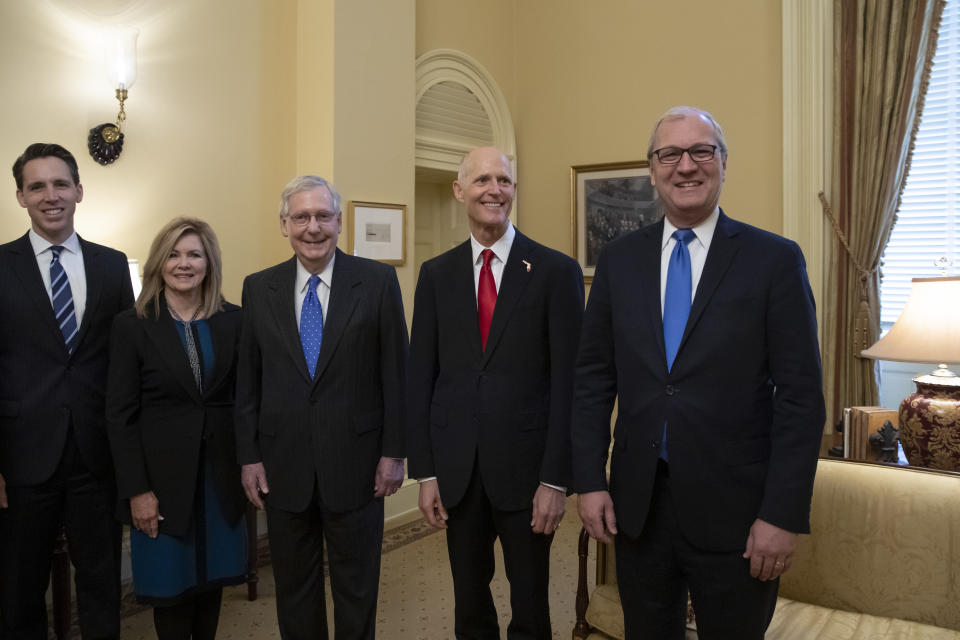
[29,229,87,327]
[659,207,720,315]
[470,222,515,300]
[294,254,335,328]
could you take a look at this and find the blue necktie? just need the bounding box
[50,246,79,354]
[300,274,324,378]
[663,229,696,371]
[660,229,696,461]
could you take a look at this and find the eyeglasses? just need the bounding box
[650,144,719,165]
[287,211,338,227]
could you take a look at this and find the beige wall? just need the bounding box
[331,0,417,321]
[0,0,298,303]
[416,0,783,257]
[416,0,518,119]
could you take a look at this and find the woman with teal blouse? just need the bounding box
[106,217,246,639]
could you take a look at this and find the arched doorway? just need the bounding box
[414,49,517,274]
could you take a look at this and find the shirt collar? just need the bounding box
[296,252,336,293]
[29,229,80,257]
[470,221,515,265]
[661,207,720,252]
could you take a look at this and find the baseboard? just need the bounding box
[385,479,421,529]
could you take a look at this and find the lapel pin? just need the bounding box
[522,260,532,272]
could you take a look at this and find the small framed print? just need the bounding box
[347,201,406,266]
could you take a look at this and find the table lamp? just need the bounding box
[861,276,960,469]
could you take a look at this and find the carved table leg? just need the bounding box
[573,527,593,640]
[245,504,259,601]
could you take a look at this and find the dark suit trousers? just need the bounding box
[0,430,121,640]
[445,464,554,640]
[152,589,222,640]
[614,463,778,640]
[265,487,383,640]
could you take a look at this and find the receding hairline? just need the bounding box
[457,147,514,184]
[647,106,727,158]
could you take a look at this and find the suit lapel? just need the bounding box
[266,258,312,383]
[143,301,203,403]
[312,250,360,384]
[681,210,741,350]
[481,231,535,364]
[75,236,103,354]
[8,234,63,344]
[447,241,483,357]
[636,223,668,367]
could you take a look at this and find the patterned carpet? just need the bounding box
[62,513,595,639]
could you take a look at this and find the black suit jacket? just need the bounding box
[407,230,584,511]
[105,302,247,535]
[572,211,825,551]
[0,233,134,487]
[234,250,407,514]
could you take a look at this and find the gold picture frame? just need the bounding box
[571,160,659,283]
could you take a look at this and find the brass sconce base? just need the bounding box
[88,123,125,165]
[88,87,129,165]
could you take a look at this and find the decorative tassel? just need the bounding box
[853,277,873,358]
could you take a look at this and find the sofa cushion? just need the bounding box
[768,597,960,640]
[584,590,960,640]
[780,461,960,631]
[585,583,624,639]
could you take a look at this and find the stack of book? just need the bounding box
[843,406,898,461]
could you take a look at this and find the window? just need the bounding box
[880,0,960,330]
[878,0,960,411]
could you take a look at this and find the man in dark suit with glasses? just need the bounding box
[235,175,407,640]
[574,107,825,639]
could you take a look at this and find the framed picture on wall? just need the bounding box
[347,201,406,266]
[571,160,660,283]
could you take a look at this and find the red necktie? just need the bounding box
[478,249,497,350]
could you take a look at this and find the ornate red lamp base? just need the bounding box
[898,370,960,471]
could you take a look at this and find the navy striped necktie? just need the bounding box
[50,246,79,354]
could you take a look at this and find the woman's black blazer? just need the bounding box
[106,301,246,536]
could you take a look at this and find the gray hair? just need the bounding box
[646,106,728,160]
[279,175,342,219]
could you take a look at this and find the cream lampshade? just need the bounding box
[861,276,960,469]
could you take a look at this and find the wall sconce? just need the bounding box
[88,28,138,166]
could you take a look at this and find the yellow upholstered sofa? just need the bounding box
[573,459,960,639]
